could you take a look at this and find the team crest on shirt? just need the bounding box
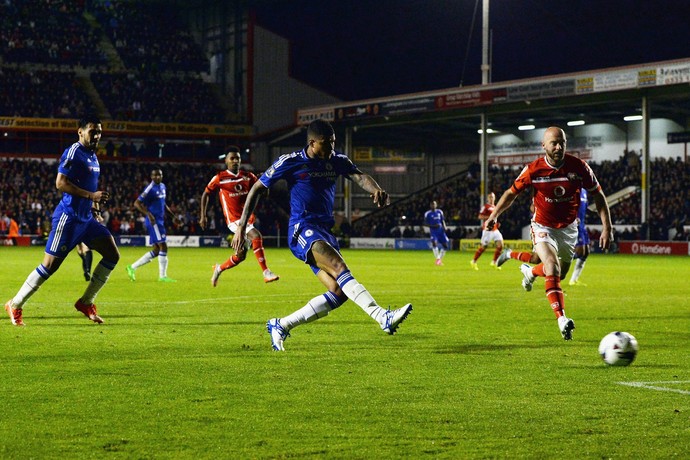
[234,183,243,192]
[567,172,581,181]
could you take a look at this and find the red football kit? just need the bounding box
[511,154,601,229]
[479,203,499,230]
[204,169,257,226]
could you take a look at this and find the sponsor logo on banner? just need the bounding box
[349,238,395,249]
[619,241,688,256]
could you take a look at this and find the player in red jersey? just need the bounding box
[199,146,279,286]
[470,192,504,270]
[485,127,612,340]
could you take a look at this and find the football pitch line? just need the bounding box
[617,381,690,395]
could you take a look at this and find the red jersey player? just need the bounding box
[470,192,504,270]
[199,146,279,286]
[485,127,612,340]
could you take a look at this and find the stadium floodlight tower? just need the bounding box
[479,0,490,206]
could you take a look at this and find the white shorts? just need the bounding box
[480,229,503,246]
[530,221,578,261]
[228,220,256,235]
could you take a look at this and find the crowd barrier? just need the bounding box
[1,236,688,256]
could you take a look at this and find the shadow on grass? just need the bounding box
[435,343,546,354]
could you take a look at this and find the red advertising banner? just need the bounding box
[618,241,689,256]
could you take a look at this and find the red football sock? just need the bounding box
[221,254,242,271]
[252,238,269,271]
[532,263,545,277]
[545,275,565,318]
[511,251,533,262]
[492,247,502,262]
[472,247,485,262]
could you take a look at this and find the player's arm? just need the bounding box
[56,172,109,204]
[485,189,518,230]
[349,172,389,207]
[591,188,613,250]
[199,189,212,229]
[133,197,154,222]
[231,181,268,252]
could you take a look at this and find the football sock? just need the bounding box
[221,254,242,271]
[281,291,347,330]
[439,248,446,260]
[158,251,168,277]
[545,275,565,318]
[532,263,545,277]
[81,259,116,305]
[493,247,502,262]
[472,247,485,262]
[336,270,386,324]
[83,250,93,275]
[12,265,51,309]
[570,258,586,282]
[511,251,533,262]
[252,237,269,271]
[132,250,155,269]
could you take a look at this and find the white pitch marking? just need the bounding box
[617,381,690,395]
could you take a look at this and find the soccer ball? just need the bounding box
[598,331,639,366]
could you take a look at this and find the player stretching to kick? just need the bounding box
[199,146,279,286]
[424,200,450,265]
[232,119,412,351]
[485,127,612,340]
[470,192,504,270]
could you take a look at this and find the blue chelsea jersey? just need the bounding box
[259,148,359,228]
[138,181,167,220]
[577,188,588,228]
[56,142,101,222]
[425,209,444,227]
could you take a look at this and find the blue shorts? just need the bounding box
[576,225,590,247]
[289,222,341,275]
[146,217,167,244]
[429,228,450,247]
[46,211,112,258]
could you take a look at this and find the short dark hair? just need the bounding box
[226,145,241,154]
[307,119,335,140]
[78,115,102,128]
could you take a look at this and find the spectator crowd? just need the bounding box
[2,153,689,245]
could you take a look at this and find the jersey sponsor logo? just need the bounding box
[533,176,569,183]
[554,186,566,197]
[544,195,574,203]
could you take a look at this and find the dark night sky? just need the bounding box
[252,0,690,101]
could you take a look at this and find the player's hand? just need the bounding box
[231,227,246,252]
[600,227,613,251]
[485,218,496,230]
[199,216,207,230]
[371,189,390,207]
[92,190,109,204]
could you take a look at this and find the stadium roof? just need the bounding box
[286,58,690,153]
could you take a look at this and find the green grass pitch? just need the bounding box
[1,246,689,458]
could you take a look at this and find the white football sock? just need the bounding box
[337,271,386,324]
[132,250,155,269]
[12,265,50,309]
[158,251,168,277]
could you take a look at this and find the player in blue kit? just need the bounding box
[568,188,590,286]
[4,116,119,326]
[232,119,412,351]
[424,200,450,265]
[126,168,180,282]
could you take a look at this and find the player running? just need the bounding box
[424,200,450,265]
[232,119,412,351]
[126,168,180,282]
[470,192,504,270]
[199,146,279,286]
[5,116,119,326]
[485,126,612,340]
